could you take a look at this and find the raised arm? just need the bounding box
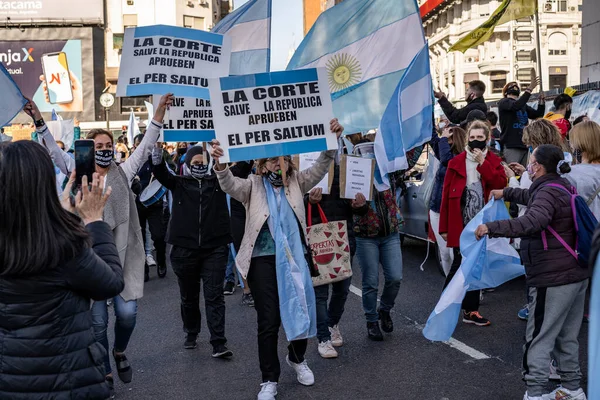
[151,150,178,191]
[297,150,335,194]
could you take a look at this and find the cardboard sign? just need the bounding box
[294,152,334,194]
[208,68,336,163]
[340,155,375,201]
[117,25,232,98]
[153,96,214,142]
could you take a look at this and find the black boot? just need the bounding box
[157,264,167,278]
[144,264,149,282]
[379,309,393,333]
[367,322,383,341]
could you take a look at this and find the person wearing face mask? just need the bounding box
[476,145,588,400]
[151,144,251,357]
[498,78,546,165]
[210,119,343,400]
[439,121,506,327]
[434,80,488,125]
[26,94,173,397]
[543,94,573,140]
[173,142,189,174]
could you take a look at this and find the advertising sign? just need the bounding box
[0,39,83,112]
[0,0,103,22]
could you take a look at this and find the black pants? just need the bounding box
[137,201,169,269]
[247,256,307,383]
[170,245,228,346]
[443,248,480,312]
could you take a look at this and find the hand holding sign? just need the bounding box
[330,118,344,138]
[153,93,174,123]
[210,139,225,171]
[351,192,367,208]
[23,97,43,121]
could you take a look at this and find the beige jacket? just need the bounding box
[215,150,336,278]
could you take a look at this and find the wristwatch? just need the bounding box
[34,118,45,128]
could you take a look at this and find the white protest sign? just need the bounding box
[153,96,214,142]
[296,152,333,194]
[340,155,375,201]
[208,68,336,163]
[116,25,232,99]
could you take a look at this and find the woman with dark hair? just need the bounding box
[26,94,173,394]
[210,119,343,400]
[476,145,588,400]
[0,141,124,399]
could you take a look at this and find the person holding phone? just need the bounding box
[24,94,173,396]
[438,120,507,327]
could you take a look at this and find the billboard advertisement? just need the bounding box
[0,0,103,22]
[0,39,83,112]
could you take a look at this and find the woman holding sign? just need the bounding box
[210,119,344,400]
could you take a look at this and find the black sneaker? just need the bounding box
[378,309,393,333]
[241,293,255,307]
[184,334,198,349]
[212,344,233,359]
[367,322,383,341]
[105,375,115,399]
[223,281,235,295]
[112,349,133,383]
[144,264,150,282]
[157,264,167,278]
[462,311,491,326]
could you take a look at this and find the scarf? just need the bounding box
[263,178,317,341]
[465,147,487,186]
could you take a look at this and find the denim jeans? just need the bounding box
[356,233,403,323]
[91,296,138,375]
[314,276,352,342]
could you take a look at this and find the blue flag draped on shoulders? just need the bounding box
[212,0,272,75]
[286,0,426,134]
[423,200,525,342]
[0,63,26,128]
[590,255,600,399]
[374,45,433,191]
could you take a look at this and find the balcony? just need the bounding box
[478,59,509,74]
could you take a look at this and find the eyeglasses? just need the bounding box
[266,156,290,163]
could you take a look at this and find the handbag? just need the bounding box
[306,203,353,287]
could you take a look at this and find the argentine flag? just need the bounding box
[212,0,272,75]
[423,200,525,342]
[374,45,433,190]
[590,255,600,399]
[0,62,26,127]
[287,0,426,134]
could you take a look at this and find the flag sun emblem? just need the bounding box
[326,53,362,93]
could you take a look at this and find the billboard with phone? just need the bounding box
[0,39,83,112]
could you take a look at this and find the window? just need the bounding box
[120,96,149,114]
[490,71,507,94]
[548,32,567,56]
[544,0,568,12]
[123,14,137,28]
[515,31,532,43]
[478,0,490,17]
[516,50,533,61]
[517,68,535,87]
[184,15,205,29]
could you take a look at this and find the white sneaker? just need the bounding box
[257,382,277,400]
[286,355,315,386]
[523,392,545,400]
[329,325,343,347]
[146,254,157,266]
[318,340,338,359]
[546,387,587,400]
[549,359,561,381]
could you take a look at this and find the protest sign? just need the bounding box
[340,155,375,201]
[209,68,336,163]
[116,25,232,98]
[294,152,334,194]
[153,96,214,142]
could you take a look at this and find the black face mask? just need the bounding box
[266,170,283,187]
[95,149,113,168]
[468,139,487,151]
[190,164,208,180]
[507,88,520,97]
[177,148,187,155]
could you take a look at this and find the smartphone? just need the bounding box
[41,52,73,104]
[74,140,95,192]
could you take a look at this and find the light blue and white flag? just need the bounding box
[212,0,272,75]
[0,62,26,127]
[374,45,433,190]
[423,199,525,342]
[287,0,426,134]
[590,255,600,399]
[126,110,140,146]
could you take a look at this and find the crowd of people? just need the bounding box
[0,79,599,400]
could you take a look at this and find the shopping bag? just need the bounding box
[420,151,440,210]
[306,204,353,287]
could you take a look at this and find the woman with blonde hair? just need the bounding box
[567,121,600,219]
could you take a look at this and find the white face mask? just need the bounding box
[439,122,447,129]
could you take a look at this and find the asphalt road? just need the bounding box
[107,238,589,400]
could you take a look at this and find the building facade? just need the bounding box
[420,0,583,105]
[580,0,600,83]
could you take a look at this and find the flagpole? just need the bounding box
[534,3,543,91]
[267,0,272,72]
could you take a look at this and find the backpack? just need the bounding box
[541,183,599,268]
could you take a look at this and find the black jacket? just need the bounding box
[498,92,546,149]
[152,158,252,249]
[438,96,487,124]
[0,222,124,400]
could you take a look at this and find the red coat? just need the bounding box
[439,151,507,248]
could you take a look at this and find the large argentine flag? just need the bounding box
[423,200,525,342]
[590,255,600,399]
[0,63,26,127]
[212,0,272,75]
[374,45,433,190]
[287,0,426,134]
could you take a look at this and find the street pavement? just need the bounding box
[108,238,589,400]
